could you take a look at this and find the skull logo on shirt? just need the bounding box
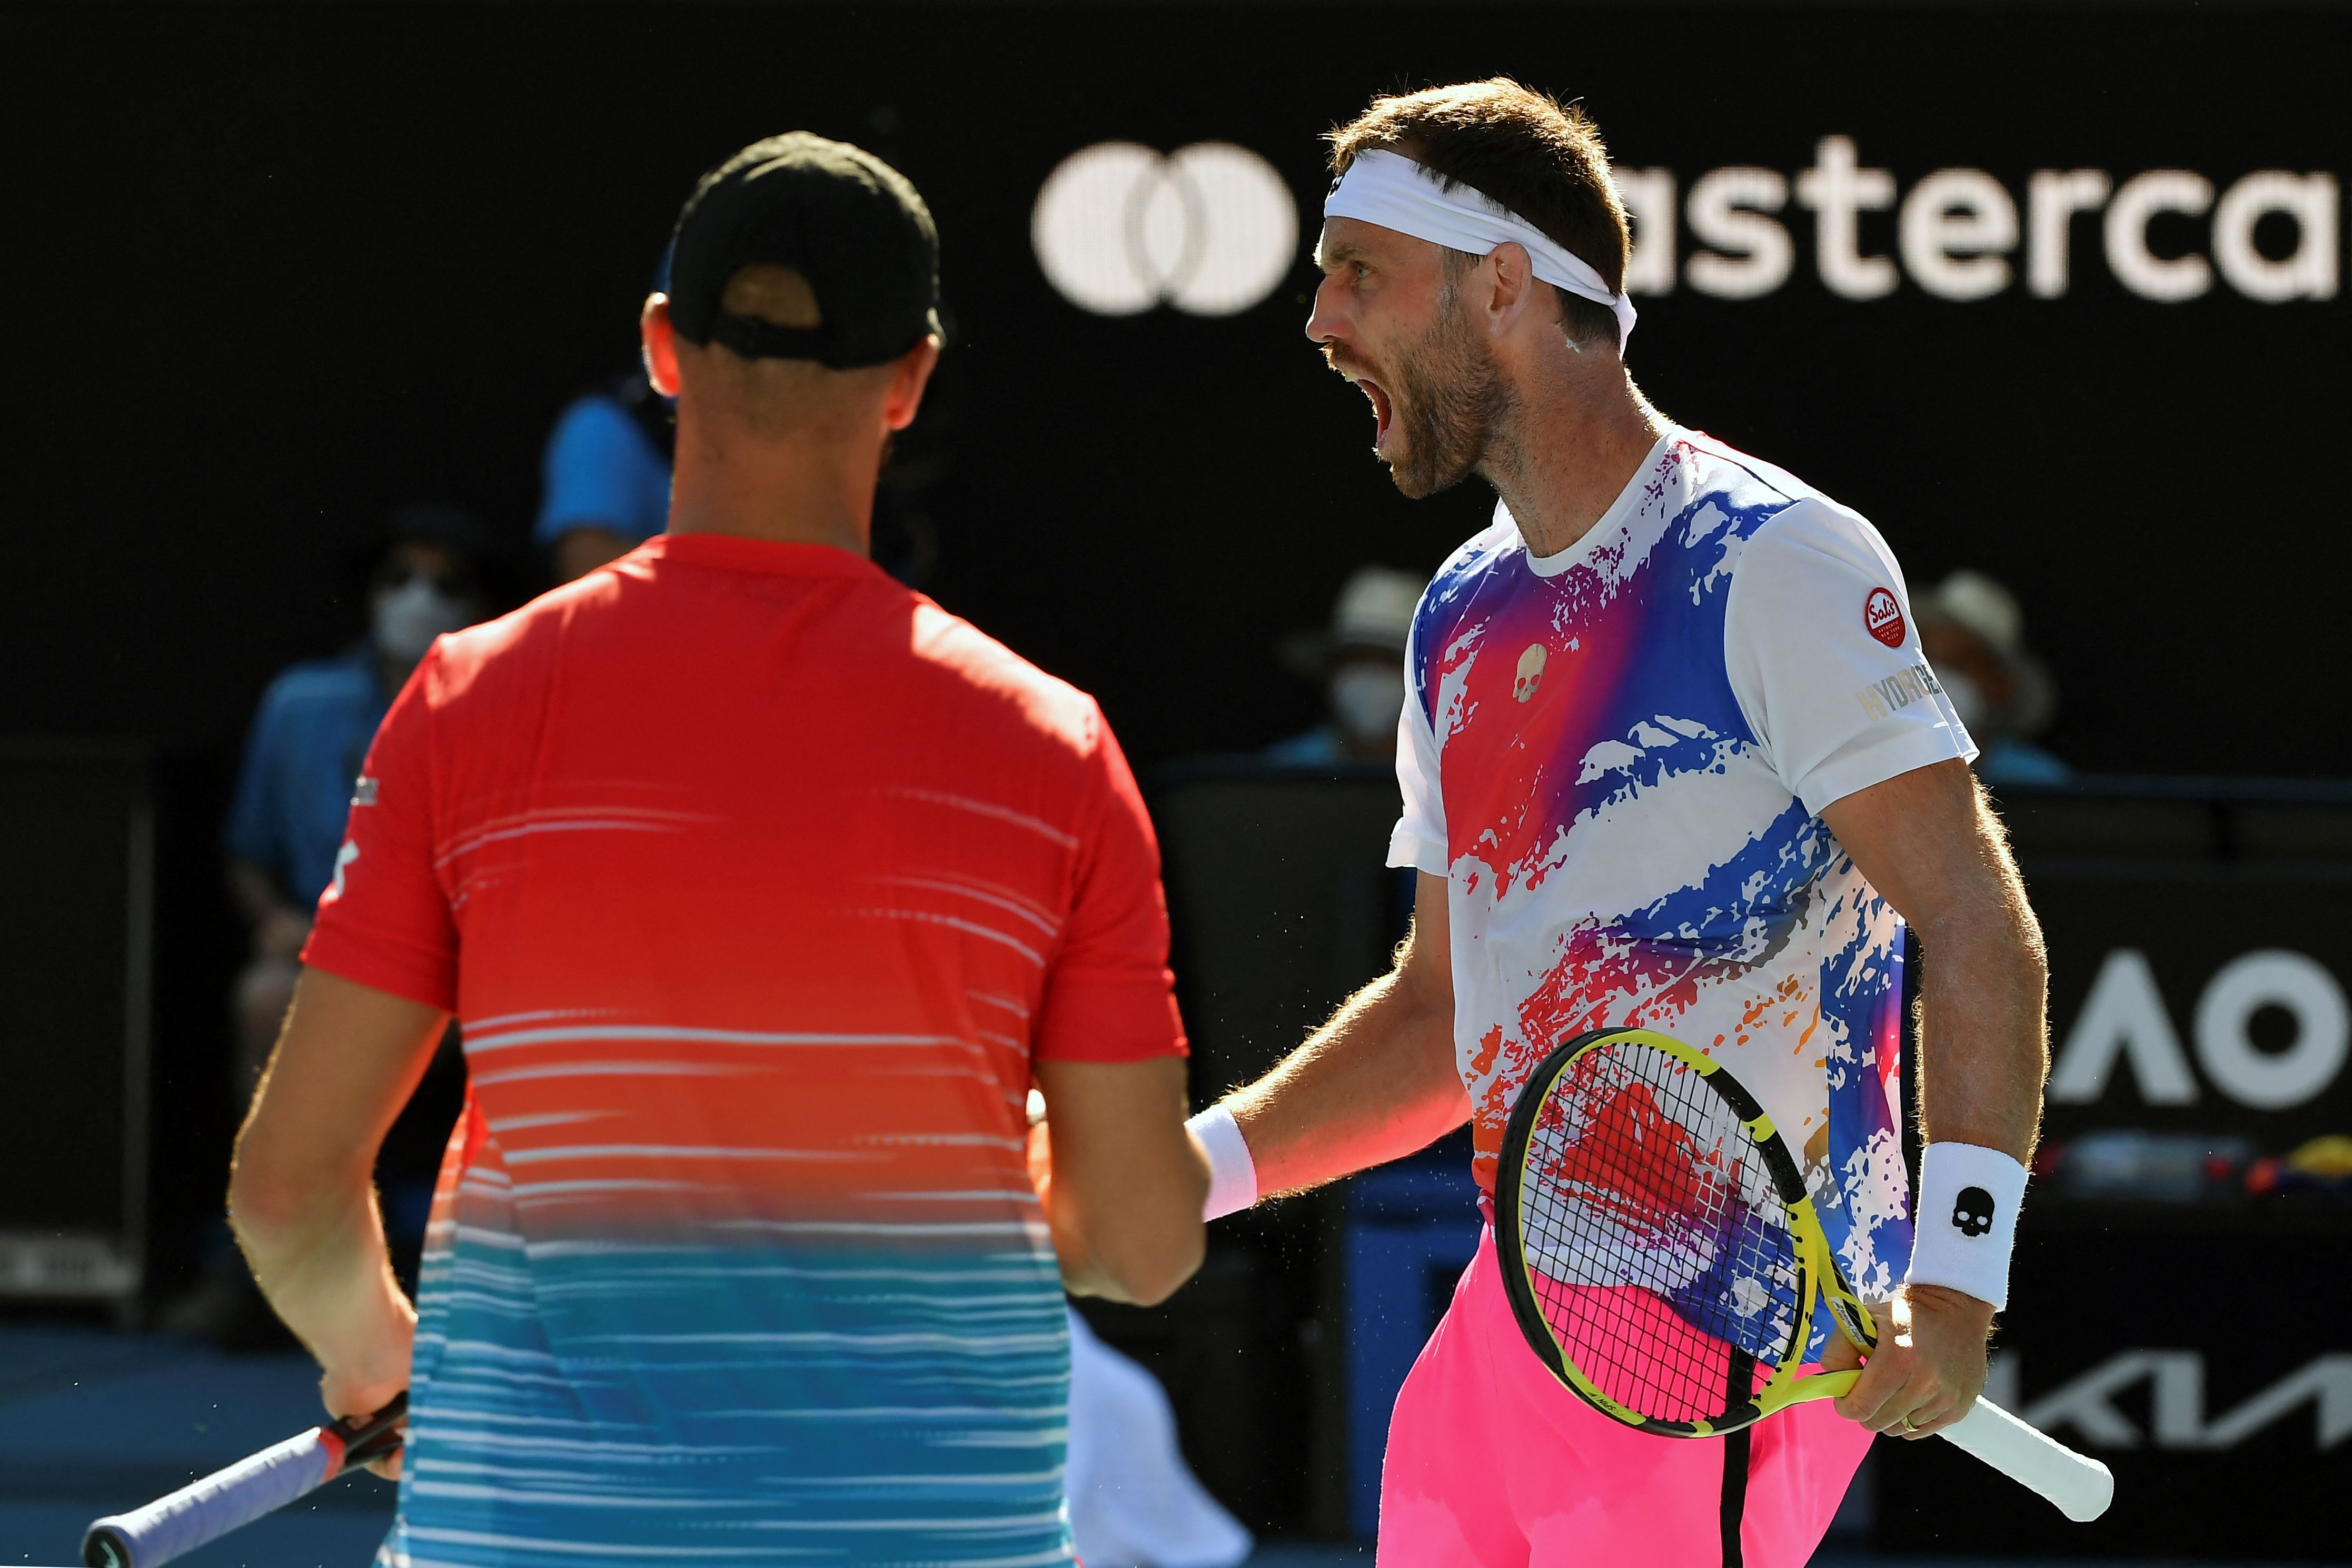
[1514,643,1547,703]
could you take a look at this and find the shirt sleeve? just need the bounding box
[1387,619,1448,875]
[1033,709,1188,1064]
[534,396,666,549]
[1723,498,1977,817]
[299,648,459,1011]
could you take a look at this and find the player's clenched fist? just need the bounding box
[1824,1285,1996,1438]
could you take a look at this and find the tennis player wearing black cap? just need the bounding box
[232,132,1208,1568]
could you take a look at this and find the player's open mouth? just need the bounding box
[1359,378,1393,445]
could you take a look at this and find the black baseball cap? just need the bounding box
[666,133,940,370]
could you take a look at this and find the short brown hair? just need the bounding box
[1328,79,1630,347]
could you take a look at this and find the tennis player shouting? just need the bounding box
[230,134,1207,1568]
[1184,82,2051,1565]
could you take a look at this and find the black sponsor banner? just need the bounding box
[2007,785,2352,1160]
[1877,1205,2352,1560]
[1879,783,2351,1559]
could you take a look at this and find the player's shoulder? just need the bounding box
[1443,509,1523,579]
[414,567,616,706]
[1413,510,1521,629]
[906,598,1105,758]
[1675,430,1823,507]
[1674,431,1892,569]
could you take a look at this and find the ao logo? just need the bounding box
[1033,142,1300,317]
[2051,948,2349,1109]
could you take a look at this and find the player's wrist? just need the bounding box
[1900,1280,1999,1324]
[321,1348,411,1424]
[1186,1103,1257,1220]
[1905,1141,2029,1311]
[307,1288,414,1414]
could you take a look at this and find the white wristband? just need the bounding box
[1187,1104,1258,1221]
[1906,1141,2029,1310]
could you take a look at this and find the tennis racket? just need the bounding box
[80,1393,406,1568]
[1494,1027,2111,1523]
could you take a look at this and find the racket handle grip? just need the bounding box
[1937,1396,2115,1522]
[82,1428,337,1568]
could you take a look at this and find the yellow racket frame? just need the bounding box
[1494,1027,1880,1438]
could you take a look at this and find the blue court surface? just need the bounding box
[0,1322,2321,1568]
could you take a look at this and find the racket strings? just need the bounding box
[1515,1041,1801,1425]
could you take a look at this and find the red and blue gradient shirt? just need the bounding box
[304,532,1185,1568]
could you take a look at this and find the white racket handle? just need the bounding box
[1937,1396,2114,1522]
[82,1428,336,1567]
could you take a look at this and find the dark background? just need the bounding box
[5,3,2349,1554]
[5,1,2349,781]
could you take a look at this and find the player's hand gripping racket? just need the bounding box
[1494,1029,2111,1522]
[80,1394,406,1568]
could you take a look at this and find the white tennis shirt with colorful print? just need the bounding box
[1389,428,1976,1325]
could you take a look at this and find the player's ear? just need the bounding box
[641,294,682,399]
[882,334,941,432]
[1483,242,1535,335]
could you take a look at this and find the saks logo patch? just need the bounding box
[1864,587,1907,647]
[1857,662,1943,722]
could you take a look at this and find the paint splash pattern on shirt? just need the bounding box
[1415,438,1912,1342]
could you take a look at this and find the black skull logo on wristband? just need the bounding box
[1952,1186,1996,1237]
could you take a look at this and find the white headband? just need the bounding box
[1324,148,1636,353]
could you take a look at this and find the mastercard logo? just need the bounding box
[1032,142,1301,317]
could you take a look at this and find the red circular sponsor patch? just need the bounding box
[1864,587,1906,648]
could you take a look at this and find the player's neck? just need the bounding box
[664,418,878,557]
[1481,371,1669,561]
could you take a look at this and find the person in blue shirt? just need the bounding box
[166,507,493,1345]
[1914,569,2073,786]
[224,505,491,1090]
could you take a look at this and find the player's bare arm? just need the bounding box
[1815,758,2050,1438]
[1031,1056,1209,1306]
[229,966,446,1474]
[1220,873,1468,1197]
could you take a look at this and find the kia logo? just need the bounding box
[1033,142,1300,317]
[1989,1349,2352,1451]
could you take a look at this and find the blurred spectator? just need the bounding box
[224,504,491,1091]
[1266,566,1422,765]
[537,366,674,581]
[1916,569,2071,786]
[173,505,491,1344]
[538,252,677,581]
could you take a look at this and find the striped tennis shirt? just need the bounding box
[305,532,1186,1568]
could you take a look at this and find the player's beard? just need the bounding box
[1383,273,1515,499]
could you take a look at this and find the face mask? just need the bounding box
[1332,662,1407,746]
[372,578,470,666]
[1936,667,1991,738]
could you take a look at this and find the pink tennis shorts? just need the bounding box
[1378,1224,1872,1567]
